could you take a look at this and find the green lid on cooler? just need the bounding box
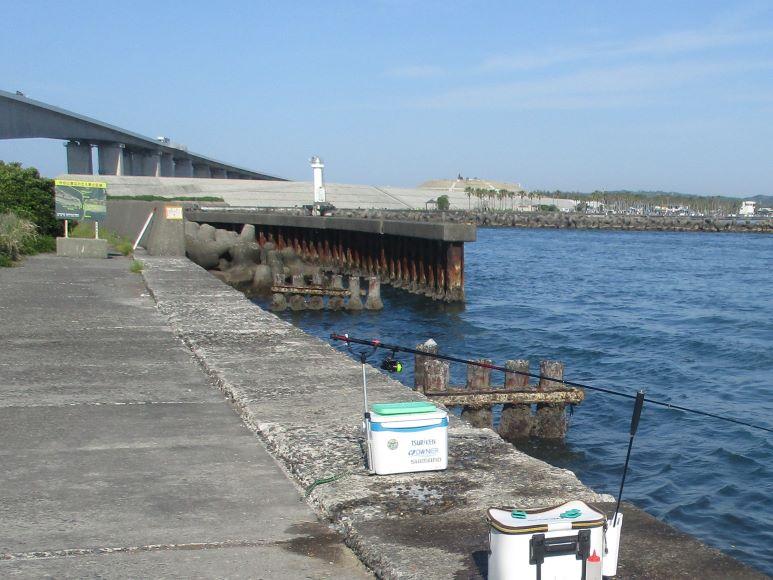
[371,401,437,415]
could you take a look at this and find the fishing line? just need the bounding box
[330,334,773,435]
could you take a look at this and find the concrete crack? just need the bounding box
[1,540,275,562]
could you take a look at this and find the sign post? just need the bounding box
[54,180,108,258]
[55,179,108,222]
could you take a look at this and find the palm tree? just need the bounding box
[497,189,506,211]
[474,189,485,210]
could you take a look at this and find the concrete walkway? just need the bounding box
[0,255,371,579]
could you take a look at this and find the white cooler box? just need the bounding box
[487,500,607,580]
[368,402,448,475]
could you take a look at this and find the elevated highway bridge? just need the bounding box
[0,89,283,180]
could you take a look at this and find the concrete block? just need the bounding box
[56,237,108,258]
[146,211,185,256]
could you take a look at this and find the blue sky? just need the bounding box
[1,0,772,196]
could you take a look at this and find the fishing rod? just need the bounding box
[329,333,773,435]
[613,390,645,526]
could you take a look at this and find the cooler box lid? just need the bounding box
[371,402,437,415]
[487,500,606,535]
[370,402,447,424]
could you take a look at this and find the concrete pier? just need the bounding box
[174,157,193,177]
[160,152,175,176]
[133,255,763,579]
[0,256,369,579]
[97,142,125,176]
[142,151,162,177]
[193,163,212,178]
[1,254,764,578]
[65,140,92,174]
[186,209,476,302]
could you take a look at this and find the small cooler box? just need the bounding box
[487,500,606,580]
[368,402,448,475]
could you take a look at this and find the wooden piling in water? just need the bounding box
[535,360,568,440]
[346,276,363,310]
[498,360,534,441]
[364,276,384,310]
[413,339,581,441]
[328,275,345,310]
[414,339,438,392]
[289,274,306,311]
[461,359,493,428]
[307,270,325,310]
[270,272,288,311]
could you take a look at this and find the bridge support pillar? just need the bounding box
[210,167,226,178]
[65,140,93,174]
[121,148,135,175]
[160,153,174,177]
[226,170,241,179]
[174,158,193,177]
[193,163,211,178]
[130,150,147,176]
[143,151,162,176]
[98,143,125,176]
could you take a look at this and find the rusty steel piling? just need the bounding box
[185,210,475,303]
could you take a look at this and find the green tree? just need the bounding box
[0,161,59,236]
[436,194,450,210]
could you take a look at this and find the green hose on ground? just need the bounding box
[304,471,351,497]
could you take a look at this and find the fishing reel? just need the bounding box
[380,351,403,373]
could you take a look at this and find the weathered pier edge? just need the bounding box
[185,208,476,302]
[140,254,765,579]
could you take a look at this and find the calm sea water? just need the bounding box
[256,228,773,574]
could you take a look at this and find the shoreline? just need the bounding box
[140,253,767,578]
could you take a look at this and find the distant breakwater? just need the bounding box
[329,210,773,234]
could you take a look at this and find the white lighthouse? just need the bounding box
[310,156,326,204]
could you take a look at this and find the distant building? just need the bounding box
[739,201,756,216]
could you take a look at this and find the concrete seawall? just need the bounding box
[139,255,765,578]
[330,209,773,234]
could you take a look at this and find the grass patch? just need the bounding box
[21,235,56,255]
[69,223,133,256]
[69,222,96,238]
[129,259,144,273]
[114,240,134,256]
[0,253,13,267]
[107,195,224,202]
[0,212,38,262]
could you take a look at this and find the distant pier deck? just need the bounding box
[185,208,477,302]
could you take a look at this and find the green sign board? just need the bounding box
[54,179,107,221]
